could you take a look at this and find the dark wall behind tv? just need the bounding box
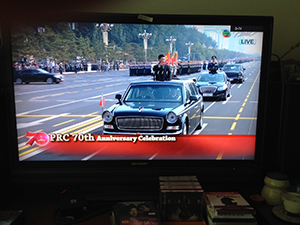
[279,83,300,180]
[2,0,299,60]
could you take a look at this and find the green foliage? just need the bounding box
[11,25,42,62]
[11,22,253,64]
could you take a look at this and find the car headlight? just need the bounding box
[166,111,178,124]
[102,111,113,123]
[218,85,227,91]
[54,75,61,78]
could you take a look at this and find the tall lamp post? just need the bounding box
[186,41,194,61]
[139,30,152,62]
[98,23,114,47]
[166,36,176,53]
[97,23,113,63]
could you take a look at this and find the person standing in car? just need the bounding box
[153,54,172,81]
[207,55,219,74]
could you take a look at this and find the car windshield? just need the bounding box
[223,65,241,71]
[124,84,183,106]
[36,69,49,74]
[198,74,225,82]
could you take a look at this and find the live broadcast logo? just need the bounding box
[239,39,257,45]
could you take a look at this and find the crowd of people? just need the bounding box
[13,58,122,74]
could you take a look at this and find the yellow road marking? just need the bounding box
[216,152,223,160]
[53,119,75,127]
[52,93,64,97]
[230,122,237,130]
[31,96,45,100]
[18,129,43,139]
[19,145,30,151]
[61,117,103,134]
[19,117,103,157]
[19,146,40,157]
[83,112,99,118]
[71,121,103,134]
[17,114,100,118]
[227,70,260,135]
[203,116,256,120]
[16,114,256,121]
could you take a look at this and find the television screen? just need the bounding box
[3,13,273,186]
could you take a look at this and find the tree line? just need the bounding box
[11,22,253,64]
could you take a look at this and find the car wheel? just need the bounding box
[15,78,23,85]
[196,113,203,130]
[47,78,53,84]
[182,121,188,135]
[228,88,231,97]
[222,92,227,101]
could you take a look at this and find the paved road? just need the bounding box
[14,61,259,161]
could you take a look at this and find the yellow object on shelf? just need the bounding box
[261,172,290,206]
[282,185,300,215]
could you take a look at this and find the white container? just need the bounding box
[282,185,300,215]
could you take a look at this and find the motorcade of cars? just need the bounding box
[102,80,204,135]
[222,64,245,83]
[14,68,64,84]
[194,70,232,101]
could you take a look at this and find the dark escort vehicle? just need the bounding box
[195,64,232,101]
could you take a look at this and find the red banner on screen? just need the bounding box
[44,134,255,160]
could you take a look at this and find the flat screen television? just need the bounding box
[1,13,274,194]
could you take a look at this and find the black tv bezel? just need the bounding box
[2,13,274,187]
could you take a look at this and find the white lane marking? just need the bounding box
[16,90,124,116]
[222,95,232,104]
[193,123,208,134]
[204,102,216,113]
[18,115,103,149]
[82,150,103,161]
[19,149,44,161]
[17,113,70,129]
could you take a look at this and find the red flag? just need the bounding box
[174,52,178,65]
[170,52,175,65]
[165,52,170,65]
[99,96,105,106]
